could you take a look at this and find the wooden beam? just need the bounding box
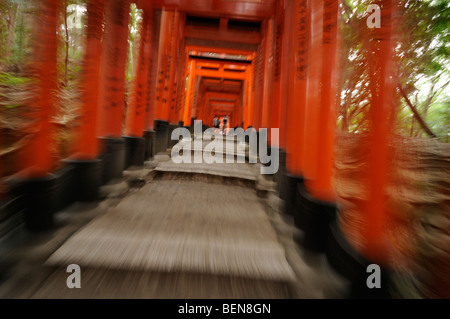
[185,26,261,44]
[151,0,276,20]
[186,45,254,58]
[185,37,258,52]
[195,69,247,80]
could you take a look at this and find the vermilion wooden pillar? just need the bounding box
[170,13,186,124]
[163,10,180,123]
[261,19,274,130]
[14,0,59,231]
[182,59,196,126]
[302,0,322,182]
[166,13,183,150]
[236,89,243,128]
[281,0,309,216]
[285,0,309,177]
[98,0,131,138]
[174,43,186,125]
[274,1,293,198]
[125,3,153,138]
[246,57,255,128]
[252,44,264,130]
[142,10,161,161]
[64,0,106,202]
[20,0,58,178]
[155,9,175,121]
[269,1,288,198]
[198,85,207,123]
[274,0,291,197]
[325,2,394,297]
[97,0,131,180]
[292,0,340,254]
[304,0,339,202]
[243,74,250,128]
[364,0,394,264]
[269,4,284,148]
[153,8,175,154]
[123,2,153,167]
[191,73,202,121]
[72,0,105,160]
[144,10,162,131]
[278,0,290,151]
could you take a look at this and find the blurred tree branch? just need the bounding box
[398,84,437,138]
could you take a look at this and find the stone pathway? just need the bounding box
[0,137,350,299]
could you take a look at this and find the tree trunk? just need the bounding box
[398,84,437,138]
[5,3,18,62]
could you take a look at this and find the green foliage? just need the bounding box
[0,0,34,70]
[427,99,450,142]
[126,3,143,82]
[0,71,31,85]
[339,0,450,141]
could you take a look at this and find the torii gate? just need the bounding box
[8,0,396,298]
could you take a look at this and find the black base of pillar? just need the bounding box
[295,182,337,252]
[9,175,57,232]
[0,199,23,240]
[168,123,180,149]
[154,120,169,154]
[143,130,156,161]
[62,159,102,202]
[256,131,260,154]
[275,149,286,195]
[99,137,125,184]
[53,163,76,211]
[123,136,145,168]
[326,220,392,299]
[283,173,303,216]
[189,118,196,134]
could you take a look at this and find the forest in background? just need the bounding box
[338,0,449,141]
[0,0,143,174]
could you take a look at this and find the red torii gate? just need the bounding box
[8,0,396,298]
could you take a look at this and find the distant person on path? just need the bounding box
[213,116,220,129]
[222,115,228,133]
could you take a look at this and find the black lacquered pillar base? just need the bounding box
[326,220,392,299]
[9,175,57,231]
[62,158,102,202]
[53,163,76,211]
[99,137,125,184]
[168,123,180,149]
[123,136,145,168]
[143,130,156,161]
[275,149,286,198]
[294,181,337,252]
[189,118,196,134]
[283,173,303,216]
[154,120,169,155]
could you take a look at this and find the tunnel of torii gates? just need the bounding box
[6,0,396,295]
